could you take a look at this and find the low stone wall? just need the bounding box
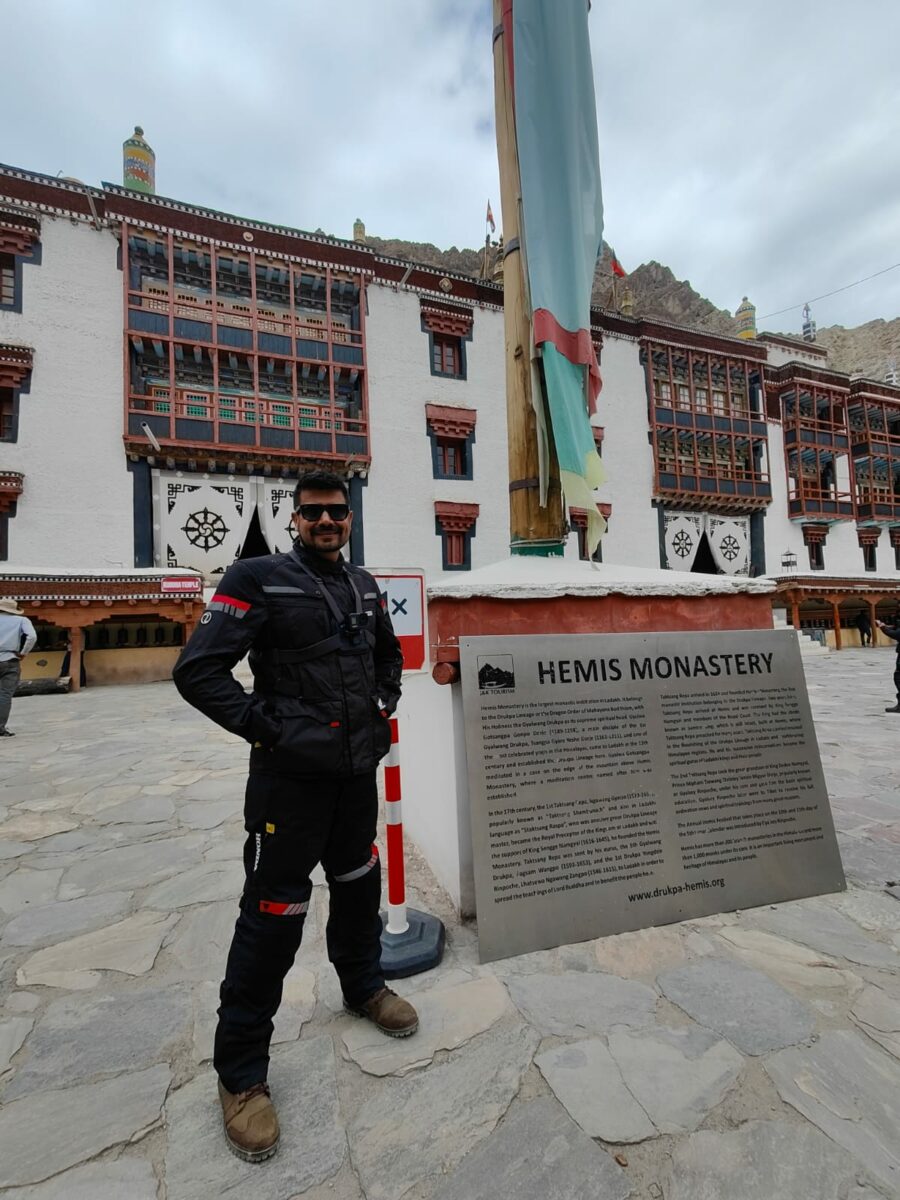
[21,647,180,687]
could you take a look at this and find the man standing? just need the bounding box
[0,598,36,737]
[876,617,900,712]
[173,469,417,1163]
[854,609,872,647]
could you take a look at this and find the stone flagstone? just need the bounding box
[165,1036,344,1200]
[658,958,815,1054]
[432,1097,631,1200]
[0,867,63,915]
[60,836,200,897]
[143,861,241,910]
[177,800,239,830]
[592,924,687,977]
[161,770,210,787]
[505,971,657,1036]
[1,891,133,949]
[92,793,176,826]
[608,1024,744,1134]
[0,814,77,842]
[4,993,40,1013]
[342,976,511,1076]
[71,784,142,815]
[535,1038,656,1142]
[661,1120,882,1200]
[0,1157,159,1200]
[715,926,861,993]
[750,900,900,970]
[4,986,193,1099]
[0,1063,170,1188]
[16,910,179,989]
[166,900,237,979]
[348,1021,539,1200]
[0,1016,33,1076]
[765,1030,900,1195]
[850,984,900,1061]
[836,889,900,933]
[0,842,30,862]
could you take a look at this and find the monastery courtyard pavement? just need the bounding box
[0,648,898,1200]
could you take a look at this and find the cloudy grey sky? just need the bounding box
[5,1,900,334]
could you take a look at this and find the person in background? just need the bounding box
[0,598,37,737]
[854,609,872,647]
[876,617,900,712]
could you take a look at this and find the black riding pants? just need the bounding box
[214,768,383,1092]
[894,664,900,703]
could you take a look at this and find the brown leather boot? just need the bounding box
[217,1080,280,1163]
[344,986,419,1037]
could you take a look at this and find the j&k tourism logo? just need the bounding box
[478,655,516,694]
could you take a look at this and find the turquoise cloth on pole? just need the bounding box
[512,0,606,552]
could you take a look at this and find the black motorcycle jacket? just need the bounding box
[173,542,403,776]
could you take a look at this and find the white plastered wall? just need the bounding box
[0,216,133,569]
[757,340,829,369]
[363,285,510,574]
[593,332,660,568]
[398,669,475,915]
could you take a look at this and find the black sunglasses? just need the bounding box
[295,503,350,522]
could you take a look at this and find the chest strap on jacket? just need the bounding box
[291,558,365,627]
[268,628,374,665]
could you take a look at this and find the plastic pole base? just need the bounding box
[379,907,446,979]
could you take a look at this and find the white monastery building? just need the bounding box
[3,134,900,684]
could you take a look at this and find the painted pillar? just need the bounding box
[868,600,878,647]
[790,600,801,630]
[830,602,842,650]
[68,627,84,694]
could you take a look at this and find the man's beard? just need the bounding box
[298,527,347,555]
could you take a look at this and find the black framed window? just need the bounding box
[0,255,15,307]
[432,333,462,378]
[0,389,15,442]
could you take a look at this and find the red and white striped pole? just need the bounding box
[383,715,409,936]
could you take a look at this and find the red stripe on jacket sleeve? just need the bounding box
[213,594,251,611]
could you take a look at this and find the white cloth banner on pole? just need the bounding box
[664,512,704,572]
[258,479,296,555]
[707,515,750,576]
[152,471,256,576]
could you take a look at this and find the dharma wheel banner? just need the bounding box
[511,0,606,554]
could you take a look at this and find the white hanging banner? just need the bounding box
[153,472,256,576]
[258,480,297,555]
[707,515,750,576]
[664,512,704,572]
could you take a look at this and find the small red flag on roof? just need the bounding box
[486,200,496,233]
[611,257,626,278]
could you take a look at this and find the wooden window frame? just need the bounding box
[432,332,463,379]
[421,302,473,382]
[0,388,16,441]
[434,501,479,571]
[426,404,477,481]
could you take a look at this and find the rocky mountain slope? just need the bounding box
[354,230,897,380]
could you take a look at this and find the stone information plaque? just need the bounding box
[459,629,845,963]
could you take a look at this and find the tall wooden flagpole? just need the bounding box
[492,0,566,555]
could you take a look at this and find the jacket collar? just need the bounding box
[291,541,346,576]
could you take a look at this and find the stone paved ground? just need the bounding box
[0,648,898,1199]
